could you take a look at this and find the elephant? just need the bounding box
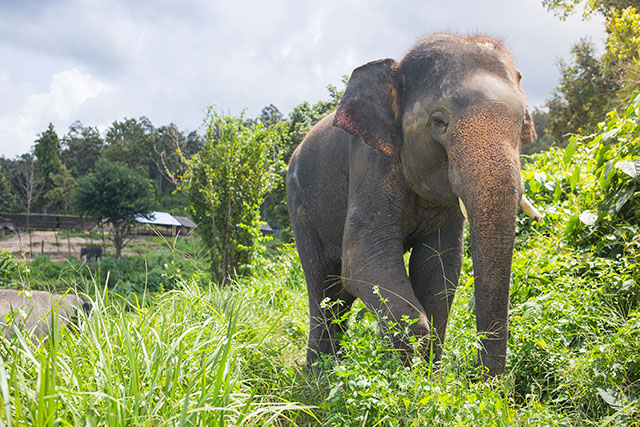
[286,33,542,377]
[80,245,102,261]
[0,289,92,339]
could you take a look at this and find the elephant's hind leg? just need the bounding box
[291,207,354,365]
[305,258,355,365]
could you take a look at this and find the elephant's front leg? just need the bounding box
[341,220,431,360]
[409,213,465,361]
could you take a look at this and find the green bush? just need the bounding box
[508,92,640,423]
[2,242,208,296]
[0,250,21,287]
[562,91,640,258]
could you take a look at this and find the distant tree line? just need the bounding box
[2,0,637,276]
[0,81,346,270]
[534,1,640,148]
[0,117,203,216]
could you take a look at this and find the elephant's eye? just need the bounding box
[429,112,449,134]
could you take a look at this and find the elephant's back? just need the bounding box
[287,112,351,251]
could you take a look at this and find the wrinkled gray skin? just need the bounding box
[0,289,92,339]
[287,33,537,377]
[80,245,102,261]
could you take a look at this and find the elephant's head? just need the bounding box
[334,33,540,376]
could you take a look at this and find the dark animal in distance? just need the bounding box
[0,289,92,339]
[80,245,102,261]
[287,33,542,377]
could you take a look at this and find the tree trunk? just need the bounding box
[26,205,32,258]
[113,224,123,260]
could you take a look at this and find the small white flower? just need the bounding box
[372,285,380,296]
[320,297,331,309]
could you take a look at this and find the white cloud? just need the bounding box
[0,0,608,158]
[27,69,107,119]
[0,69,108,157]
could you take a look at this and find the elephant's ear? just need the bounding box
[334,59,403,156]
[516,70,537,145]
[521,108,537,145]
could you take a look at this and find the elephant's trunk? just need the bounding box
[449,104,523,376]
[465,181,519,376]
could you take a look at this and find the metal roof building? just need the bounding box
[134,211,182,227]
[174,216,197,228]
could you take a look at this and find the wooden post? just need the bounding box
[67,229,71,257]
[55,232,60,254]
[41,240,44,254]
[17,229,23,255]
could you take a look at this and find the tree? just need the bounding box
[184,130,203,157]
[74,158,156,259]
[103,117,156,177]
[179,109,284,283]
[45,165,76,213]
[521,107,554,157]
[542,0,640,19]
[263,83,345,238]
[259,104,284,126]
[545,39,620,143]
[33,123,61,210]
[603,6,640,102]
[61,121,104,177]
[152,123,189,198]
[9,154,44,256]
[542,2,640,142]
[0,164,17,212]
[104,116,182,199]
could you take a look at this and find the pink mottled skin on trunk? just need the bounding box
[448,103,523,375]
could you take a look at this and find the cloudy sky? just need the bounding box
[0,0,604,158]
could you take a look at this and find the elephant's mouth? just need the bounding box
[458,193,542,222]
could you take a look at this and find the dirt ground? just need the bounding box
[0,231,108,262]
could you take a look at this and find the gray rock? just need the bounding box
[0,289,92,339]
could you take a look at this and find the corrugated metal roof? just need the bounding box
[135,211,182,226]
[259,222,273,232]
[174,216,197,228]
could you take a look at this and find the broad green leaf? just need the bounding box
[563,136,577,164]
[615,187,635,212]
[578,211,598,226]
[602,127,619,143]
[595,143,610,168]
[564,215,579,237]
[569,165,580,192]
[614,160,637,178]
[600,160,616,189]
[553,181,562,201]
[596,388,625,409]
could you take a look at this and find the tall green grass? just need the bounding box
[0,277,313,425]
[2,92,640,424]
[1,233,638,425]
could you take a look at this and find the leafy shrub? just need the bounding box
[179,109,285,283]
[0,250,21,287]
[563,91,640,258]
[510,92,640,423]
[2,245,208,296]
